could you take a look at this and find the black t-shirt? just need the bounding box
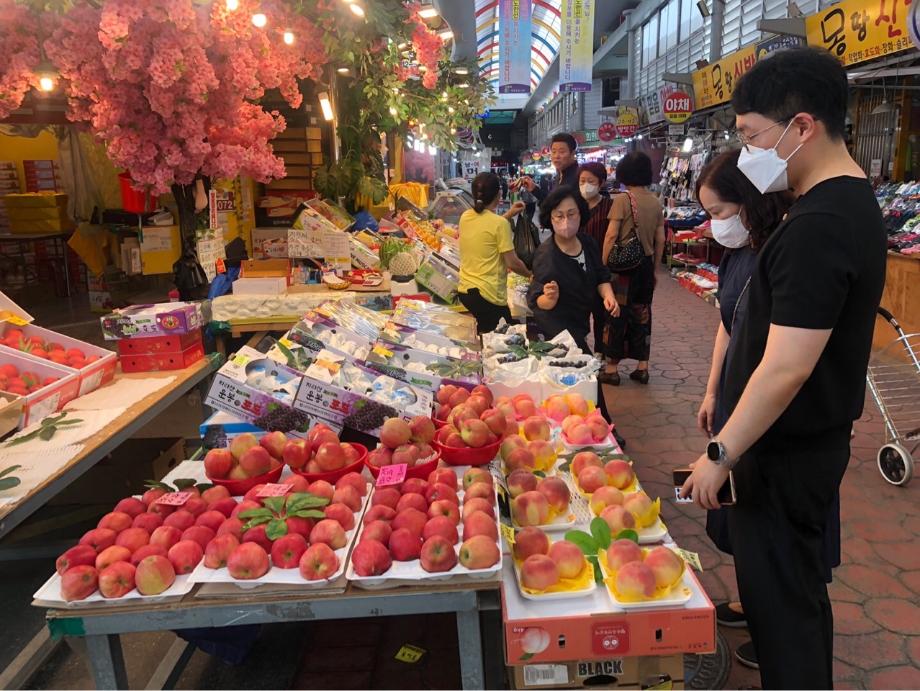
[722,176,887,442]
[717,245,758,334]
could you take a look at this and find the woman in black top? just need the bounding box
[579,162,615,356]
[526,186,619,353]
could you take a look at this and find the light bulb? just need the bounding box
[337,67,351,75]
[682,137,693,152]
[283,30,295,44]
[38,76,55,92]
[226,0,238,10]
[349,3,365,16]
[251,13,267,27]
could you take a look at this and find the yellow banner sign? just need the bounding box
[805,0,913,66]
[691,44,757,110]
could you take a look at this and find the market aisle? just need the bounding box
[604,271,920,690]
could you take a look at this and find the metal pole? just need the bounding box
[709,0,725,62]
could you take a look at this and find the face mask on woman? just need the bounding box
[579,183,599,200]
[710,214,751,248]
[552,216,580,238]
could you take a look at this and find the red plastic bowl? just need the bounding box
[207,465,284,496]
[432,416,449,430]
[364,450,441,480]
[432,437,502,466]
[292,443,368,484]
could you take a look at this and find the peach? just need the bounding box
[141,487,167,506]
[507,469,538,498]
[548,540,585,579]
[307,424,338,447]
[229,432,259,460]
[465,394,489,416]
[363,520,393,545]
[231,499,262,520]
[132,512,163,532]
[606,539,644,571]
[644,546,684,589]
[285,516,314,539]
[351,539,392,576]
[577,466,607,494]
[196,510,227,533]
[79,527,117,553]
[506,447,536,472]
[428,468,458,490]
[300,543,340,580]
[204,534,239,568]
[423,515,459,544]
[402,478,429,496]
[480,408,507,437]
[590,486,625,515]
[520,627,551,654]
[600,505,636,534]
[536,477,570,513]
[543,394,570,423]
[527,440,555,469]
[324,502,356,531]
[271,533,308,569]
[168,539,203,574]
[409,416,436,444]
[239,446,272,477]
[183,497,207,517]
[181,525,215,550]
[615,561,656,599]
[462,497,495,520]
[95,545,131,571]
[282,439,311,469]
[202,485,232,504]
[342,443,361,464]
[56,545,97,575]
[459,418,491,448]
[371,487,401,510]
[392,443,419,467]
[604,460,634,490]
[310,519,347,550]
[500,435,526,462]
[437,384,456,405]
[463,511,498,541]
[459,534,500,570]
[227,542,270,580]
[217,517,244,540]
[565,394,589,417]
[623,492,659,528]
[336,471,367,497]
[208,498,238,518]
[115,527,150,553]
[462,467,493,491]
[280,474,310,493]
[380,418,412,449]
[204,448,234,478]
[135,555,176,595]
[243,485,267,505]
[471,384,494,406]
[425,482,459,505]
[448,387,471,408]
[587,416,609,442]
[332,485,361,512]
[512,395,537,418]
[522,415,551,441]
[227,465,249,481]
[512,527,550,561]
[562,414,584,434]
[163,510,195,532]
[567,423,593,445]
[363,505,397,524]
[242,525,272,552]
[113,497,147,518]
[428,500,461,525]
[314,442,347,472]
[61,565,98,601]
[130,544,167,566]
[396,492,428,514]
[419,535,458,573]
[389,527,422,561]
[512,491,550,527]
[99,561,136,598]
[571,450,603,477]
[520,554,560,590]
[307,480,335,502]
[150,525,182,551]
[259,430,288,459]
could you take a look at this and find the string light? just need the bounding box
[448,106,455,113]
[251,13,267,27]
[454,67,469,75]
[283,30,295,45]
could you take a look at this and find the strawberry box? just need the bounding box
[119,341,205,373]
[116,329,202,356]
[0,322,117,397]
[0,350,80,428]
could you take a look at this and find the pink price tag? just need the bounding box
[376,464,408,487]
[155,491,193,506]
[256,483,292,498]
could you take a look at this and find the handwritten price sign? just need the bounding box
[376,464,408,487]
[155,491,193,506]
[257,483,292,497]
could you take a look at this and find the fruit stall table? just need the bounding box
[41,578,499,690]
[0,354,222,540]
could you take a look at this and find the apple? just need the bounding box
[389,527,422,561]
[241,525,273,553]
[150,525,182,551]
[113,497,147,518]
[259,431,288,459]
[204,448,234,478]
[135,555,176,595]
[363,505,397,524]
[95,545,131,571]
[351,539,392,577]
[425,482,459,506]
[314,442,347,472]
[115,527,150,553]
[459,534,500,570]
[163,510,195,532]
[202,485,232,504]
[309,519,347,550]
[282,439,310,469]
[409,416,436,444]
[324,502,356,531]
[392,508,428,536]
[271,533,308,569]
[98,561,136,598]
[181,525,216,551]
[420,534,458,573]
[56,545,98,575]
[380,418,412,449]
[336,472,367,497]
[462,497,495,520]
[229,433,259,461]
[462,510,498,541]
[362,520,392,546]
[61,565,98,601]
[306,480,335,502]
[423,515,459,544]
[204,534,240,568]
[428,468,459,490]
[299,543,339,580]
[239,446,272,477]
[167,540,203,574]
[130,544,167,566]
[371,487,401,510]
[332,486,362,512]
[195,510,227,533]
[217,517,244,540]
[79,528,117,553]
[132,513,163,533]
[226,543,270,580]
[396,493,428,514]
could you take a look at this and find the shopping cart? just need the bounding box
[867,307,920,486]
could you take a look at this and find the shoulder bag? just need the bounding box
[607,191,644,273]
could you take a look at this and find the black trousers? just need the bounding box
[727,426,851,689]
[458,288,512,335]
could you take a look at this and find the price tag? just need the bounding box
[279,337,294,348]
[256,483,292,497]
[155,491,193,506]
[674,548,703,572]
[376,463,407,487]
[500,522,515,545]
[216,257,226,274]
[373,344,394,359]
[2,314,28,326]
[232,353,251,367]
[394,644,426,664]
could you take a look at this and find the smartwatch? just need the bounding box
[706,440,732,467]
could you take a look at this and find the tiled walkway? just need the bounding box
[604,272,920,690]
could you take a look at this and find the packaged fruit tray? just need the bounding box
[0,350,81,428]
[586,490,669,545]
[0,322,117,397]
[509,533,597,601]
[507,473,581,533]
[346,466,503,589]
[32,571,195,609]
[597,544,693,610]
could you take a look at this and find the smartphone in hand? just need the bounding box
[672,467,737,506]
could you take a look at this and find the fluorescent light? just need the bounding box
[283,30,295,45]
[438,29,453,40]
[251,13,267,27]
[456,82,469,88]
[226,0,238,10]
[349,3,365,17]
[682,137,694,152]
[318,92,334,121]
[454,67,469,75]
[418,6,439,18]
[38,76,55,92]
[337,67,352,75]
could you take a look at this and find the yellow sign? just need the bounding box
[691,44,757,110]
[395,644,426,663]
[500,522,516,545]
[805,0,913,66]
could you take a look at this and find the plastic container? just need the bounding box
[118,173,158,213]
[207,465,284,496]
[364,451,440,480]
[292,444,368,483]
[432,437,501,466]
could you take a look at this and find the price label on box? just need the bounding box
[394,644,425,664]
[377,464,407,487]
[500,522,515,545]
[155,491,193,506]
[257,483,292,498]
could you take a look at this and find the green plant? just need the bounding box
[565,517,639,584]
[0,465,22,491]
[240,493,329,540]
[5,412,84,447]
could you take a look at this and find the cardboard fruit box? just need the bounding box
[0,350,81,428]
[0,391,24,438]
[100,302,203,340]
[508,653,685,689]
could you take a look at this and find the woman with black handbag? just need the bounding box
[601,152,665,385]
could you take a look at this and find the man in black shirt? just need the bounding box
[680,48,887,688]
[515,132,580,202]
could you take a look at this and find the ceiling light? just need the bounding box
[454,67,469,75]
[457,82,469,88]
[428,145,438,156]
[872,99,896,115]
[283,30,295,45]
[251,13,267,27]
[438,29,454,41]
[226,0,238,10]
[318,92,334,121]
[38,76,55,92]
[418,6,439,19]
[337,67,352,75]
[349,3,365,17]
[682,136,694,152]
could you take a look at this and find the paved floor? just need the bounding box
[604,271,920,690]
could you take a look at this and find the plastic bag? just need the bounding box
[513,211,540,269]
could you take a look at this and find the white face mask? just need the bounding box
[737,120,803,194]
[579,183,599,199]
[552,217,580,238]
[710,214,750,248]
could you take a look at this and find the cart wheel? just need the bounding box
[877,443,914,486]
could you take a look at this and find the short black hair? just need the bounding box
[539,185,590,230]
[615,152,653,187]
[470,172,501,213]
[732,47,847,140]
[578,162,607,184]
[551,132,577,153]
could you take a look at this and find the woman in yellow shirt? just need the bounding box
[458,172,531,333]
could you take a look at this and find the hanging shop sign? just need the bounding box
[615,109,640,138]
[598,122,618,142]
[559,0,595,92]
[641,91,664,124]
[755,34,805,59]
[663,90,694,123]
[499,0,532,94]
[911,0,920,49]
[691,44,757,110]
[805,0,914,66]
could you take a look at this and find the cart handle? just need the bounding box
[877,306,900,330]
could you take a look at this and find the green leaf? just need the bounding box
[39,426,56,441]
[533,470,546,478]
[144,480,173,491]
[5,428,44,447]
[262,496,285,516]
[590,517,612,550]
[195,483,214,492]
[588,555,604,584]
[54,419,84,426]
[615,529,639,544]
[0,465,22,479]
[564,530,597,556]
[285,493,330,513]
[519,652,535,661]
[265,518,288,540]
[0,477,21,491]
[243,515,272,530]
[173,479,198,490]
[292,509,326,519]
[239,508,273,521]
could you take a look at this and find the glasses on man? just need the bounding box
[551,209,580,222]
[734,119,792,150]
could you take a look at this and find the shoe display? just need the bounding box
[716,602,748,628]
[735,640,759,670]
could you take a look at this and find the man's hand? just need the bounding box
[679,454,731,510]
[697,393,716,436]
[603,295,620,316]
[513,176,537,192]
[507,201,526,217]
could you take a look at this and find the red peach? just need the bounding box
[309,519,347,550]
[423,515,459,544]
[332,485,361,512]
[324,502,356,531]
[132,513,163,533]
[388,527,422,561]
[271,533,308,569]
[149,525,182,551]
[204,534,239,569]
[362,520,392,546]
[113,497,147,518]
[195,510,227,533]
[241,525,272,553]
[299,543,339,580]
[163,510,196,532]
[392,508,428,536]
[351,539,392,577]
[396,492,429,514]
[216,517,244,541]
[181,525,216,550]
[226,542,270,580]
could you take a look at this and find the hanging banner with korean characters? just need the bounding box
[499,0,532,94]
[560,0,595,92]
[691,44,757,110]
[806,0,913,66]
